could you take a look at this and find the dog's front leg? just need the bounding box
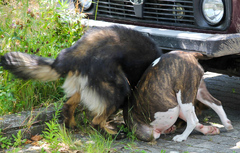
[173,90,199,142]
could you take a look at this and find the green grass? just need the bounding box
[0,0,86,115]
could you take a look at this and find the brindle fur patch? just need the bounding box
[198,79,222,106]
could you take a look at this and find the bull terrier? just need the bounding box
[123,51,233,142]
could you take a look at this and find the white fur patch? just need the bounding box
[62,74,106,116]
[173,90,198,142]
[62,74,87,97]
[150,106,179,139]
[211,104,233,130]
[81,86,106,116]
[152,57,161,67]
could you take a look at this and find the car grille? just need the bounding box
[96,0,195,27]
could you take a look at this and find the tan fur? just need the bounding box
[64,92,81,128]
[73,29,120,57]
[92,106,117,134]
[85,29,120,44]
[100,82,115,95]
[29,65,60,81]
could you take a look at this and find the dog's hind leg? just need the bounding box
[197,79,233,131]
[173,90,199,142]
[178,111,220,135]
[63,92,81,128]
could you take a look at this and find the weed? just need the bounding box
[57,0,69,10]
[6,148,21,153]
[0,129,26,150]
[203,116,210,123]
[42,102,63,152]
[43,120,61,151]
[0,129,12,149]
[40,147,47,153]
[51,101,63,122]
[119,124,137,142]
[12,130,27,147]
[57,124,78,150]
[123,143,150,153]
[83,129,114,153]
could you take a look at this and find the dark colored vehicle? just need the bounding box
[75,0,240,76]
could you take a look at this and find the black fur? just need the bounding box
[52,26,162,88]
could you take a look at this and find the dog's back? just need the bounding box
[52,26,162,88]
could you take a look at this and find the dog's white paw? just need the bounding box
[224,120,234,131]
[196,124,220,135]
[172,134,187,142]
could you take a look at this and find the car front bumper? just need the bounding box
[81,19,240,57]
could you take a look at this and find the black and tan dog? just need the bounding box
[0,26,162,135]
[124,51,233,142]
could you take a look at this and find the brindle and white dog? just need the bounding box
[124,51,233,142]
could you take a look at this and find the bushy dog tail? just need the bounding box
[0,52,60,81]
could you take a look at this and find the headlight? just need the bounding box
[202,0,224,25]
[79,0,92,10]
